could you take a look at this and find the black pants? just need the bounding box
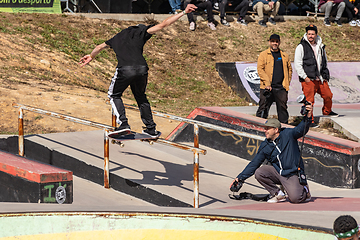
[255,165,307,203]
[344,4,360,21]
[184,0,214,23]
[220,0,249,18]
[108,65,156,129]
[256,88,289,124]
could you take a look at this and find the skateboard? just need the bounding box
[109,131,162,148]
[306,11,325,18]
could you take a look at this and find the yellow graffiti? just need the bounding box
[0,229,288,240]
[202,127,262,155]
[246,138,261,156]
[202,127,243,144]
[303,157,345,170]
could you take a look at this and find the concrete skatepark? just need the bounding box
[1,100,360,239]
[1,11,360,237]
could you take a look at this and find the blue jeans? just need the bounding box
[169,0,181,12]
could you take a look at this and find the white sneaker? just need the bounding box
[357,19,360,27]
[349,20,357,26]
[267,191,286,203]
[305,192,312,202]
[207,22,216,30]
[189,22,195,31]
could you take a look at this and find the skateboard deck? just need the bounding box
[109,131,161,147]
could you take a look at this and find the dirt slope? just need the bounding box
[0,12,359,137]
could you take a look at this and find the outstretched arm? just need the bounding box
[79,42,109,67]
[147,4,197,34]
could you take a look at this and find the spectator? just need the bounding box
[79,5,197,137]
[344,0,360,26]
[333,215,360,240]
[230,114,313,203]
[252,0,280,27]
[168,0,182,14]
[318,0,345,26]
[294,24,338,127]
[233,0,250,25]
[255,34,293,124]
[184,0,217,31]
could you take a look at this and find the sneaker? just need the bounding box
[237,18,248,26]
[109,125,131,137]
[305,191,312,202]
[142,128,161,138]
[324,18,331,26]
[259,20,267,27]
[214,2,219,10]
[327,111,339,116]
[207,22,216,30]
[349,20,357,26]
[268,17,276,25]
[309,123,319,128]
[189,22,195,31]
[335,19,342,27]
[357,19,360,26]
[267,192,286,203]
[221,18,230,27]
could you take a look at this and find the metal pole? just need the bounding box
[112,109,117,128]
[193,124,200,208]
[18,108,24,157]
[104,129,110,188]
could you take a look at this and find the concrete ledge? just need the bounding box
[0,150,73,203]
[167,107,360,188]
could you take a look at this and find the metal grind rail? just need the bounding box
[13,103,264,208]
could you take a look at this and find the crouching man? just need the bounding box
[230,104,313,203]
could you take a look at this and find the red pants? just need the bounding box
[301,80,333,117]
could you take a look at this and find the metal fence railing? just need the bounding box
[13,102,264,208]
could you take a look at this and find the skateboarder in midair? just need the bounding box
[79,4,197,138]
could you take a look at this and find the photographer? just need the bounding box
[230,104,313,203]
[255,34,292,124]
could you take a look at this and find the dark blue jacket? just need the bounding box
[237,116,311,181]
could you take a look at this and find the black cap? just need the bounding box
[305,24,317,34]
[269,34,280,41]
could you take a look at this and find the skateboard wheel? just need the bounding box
[111,140,116,144]
[120,143,125,148]
[149,141,154,145]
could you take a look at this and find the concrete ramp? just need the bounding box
[216,62,360,104]
[0,212,333,240]
[167,107,360,189]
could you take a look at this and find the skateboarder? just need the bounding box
[79,4,197,138]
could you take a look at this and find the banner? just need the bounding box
[0,0,61,13]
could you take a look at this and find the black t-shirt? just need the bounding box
[105,24,154,68]
[271,51,284,89]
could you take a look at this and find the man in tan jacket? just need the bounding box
[255,34,292,124]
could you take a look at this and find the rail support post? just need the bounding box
[193,124,200,208]
[18,108,24,157]
[104,129,110,188]
[112,109,117,128]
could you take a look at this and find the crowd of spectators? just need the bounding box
[167,0,360,29]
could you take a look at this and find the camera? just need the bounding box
[297,94,311,116]
[263,89,272,99]
[230,179,243,192]
[298,171,307,186]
